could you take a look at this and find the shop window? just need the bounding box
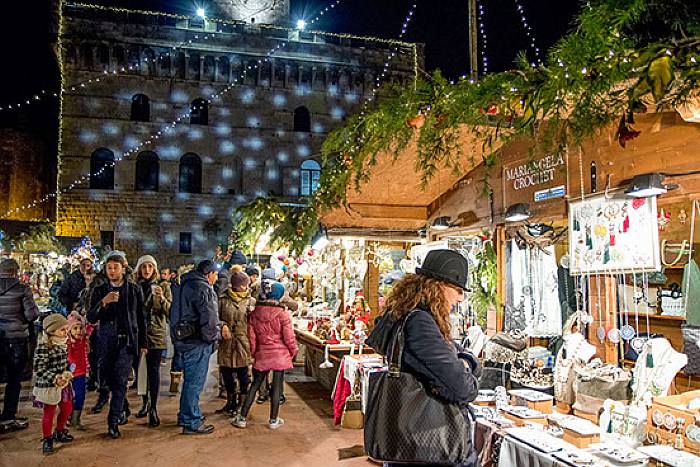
[130,94,150,122]
[179,232,192,254]
[300,159,321,196]
[190,98,208,125]
[179,153,202,193]
[293,106,310,132]
[90,148,115,190]
[135,151,159,191]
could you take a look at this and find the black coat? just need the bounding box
[367,308,480,407]
[87,278,146,356]
[0,276,39,340]
[57,270,86,311]
[170,270,220,347]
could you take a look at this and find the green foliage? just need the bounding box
[232,0,700,253]
[14,225,66,254]
[470,241,499,327]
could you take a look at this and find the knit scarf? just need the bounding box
[228,289,249,302]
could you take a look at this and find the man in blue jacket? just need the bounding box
[170,260,220,435]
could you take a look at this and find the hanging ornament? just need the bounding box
[679,209,688,224]
[616,115,642,148]
[308,250,314,257]
[632,198,646,210]
[296,257,304,265]
[283,259,290,266]
[658,209,671,231]
[406,113,425,129]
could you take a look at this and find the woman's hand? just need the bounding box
[221,325,232,340]
[152,286,163,298]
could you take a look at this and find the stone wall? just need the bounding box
[57,4,419,265]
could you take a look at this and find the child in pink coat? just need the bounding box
[232,282,297,430]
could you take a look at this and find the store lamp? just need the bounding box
[504,203,530,222]
[431,216,452,231]
[625,173,677,198]
[311,226,329,251]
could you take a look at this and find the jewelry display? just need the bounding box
[631,337,688,404]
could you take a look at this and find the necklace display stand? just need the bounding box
[632,337,688,405]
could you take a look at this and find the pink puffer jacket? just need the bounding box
[248,303,298,371]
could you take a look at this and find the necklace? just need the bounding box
[619,266,635,341]
[595,272,605,343]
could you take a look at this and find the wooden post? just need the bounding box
[494,226,506,333]
[468,0,479,80]
[365,244,380,328]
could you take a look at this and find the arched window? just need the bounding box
[203,56,215,81]
[293,106,310,132]
[135,151,159,191]
[90,148,115,190]
[113,45,126,68]
[300,159,321,196]
[158,51,171,77]
[97,44,110,71]
[80,43,94,69]
[174,51,186,79]
[188,53,200,80]
[143,48,156,76]
[265,159,283,196]
[179,153,202,193]
[130,94,150,122]
[190,98,208,125]
[217,56,230,82]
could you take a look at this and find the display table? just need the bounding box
[294,328,372,391]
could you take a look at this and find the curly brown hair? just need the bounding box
[383,273,452,341]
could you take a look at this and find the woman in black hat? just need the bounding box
[366,249,481,467]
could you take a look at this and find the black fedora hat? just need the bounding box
[416,249,469,290]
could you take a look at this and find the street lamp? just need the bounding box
[196,7,206,18]
[296,19,306,30]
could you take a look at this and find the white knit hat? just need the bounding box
[135,255,158,276]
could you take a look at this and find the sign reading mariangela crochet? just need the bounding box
[502,153,568,213]
[504,154,566,191]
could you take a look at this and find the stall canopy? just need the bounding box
[321,127,500,237]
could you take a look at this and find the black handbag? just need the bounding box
[364,312,472,465]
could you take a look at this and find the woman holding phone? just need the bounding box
[133,255,172,426]
[87,251,146,439]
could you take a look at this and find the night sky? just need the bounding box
[0,0,581,127]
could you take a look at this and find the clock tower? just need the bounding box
[211,0,290,25]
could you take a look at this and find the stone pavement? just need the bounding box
[0,362,375,467]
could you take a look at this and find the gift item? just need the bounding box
[647,389,700,450]
[631,338,687,404]
[598,400,647,444]
[573,359,631,402]
[479,332,528,390]
[547,413,601,448]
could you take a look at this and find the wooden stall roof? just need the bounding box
[320,128,496,234]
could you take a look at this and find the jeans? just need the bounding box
[220,366,249,395]
[72,375,87,411]
[178,343,212,430]
[240,369,284,421]
[0,338,29,421]
[96,328,134,427]
[146,349,165,407]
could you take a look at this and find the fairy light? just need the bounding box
[513,0,542,66]
[5,0,365,218]
[478,0,488,74]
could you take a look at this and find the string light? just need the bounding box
[4,0,371,218]
[513,0,542,66]
[478,0,488,74]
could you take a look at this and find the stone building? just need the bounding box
[56,1,420,265]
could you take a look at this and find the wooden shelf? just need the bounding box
[663,265,687,270]
[620,312,685,321]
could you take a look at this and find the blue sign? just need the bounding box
[534,185,566,202]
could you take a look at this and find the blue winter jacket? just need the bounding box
[170,270,220,347]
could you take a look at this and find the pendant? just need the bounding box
[607,328,621,344]
[623,215,630,232]
[596,326,606,343]
[620,324,636,341]
[663,413,677,431]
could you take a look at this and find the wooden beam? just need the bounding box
[348,203,428,220]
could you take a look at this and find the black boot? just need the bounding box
[136,397,149,418]
[91,393,109,414]
[54,428,74,443]
[42,437,55,455]
[148,406,160,427]
[215,392,235,415]
[118,411,129,426]
[108,424,121,439]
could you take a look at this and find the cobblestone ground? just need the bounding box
[0,360,374,467]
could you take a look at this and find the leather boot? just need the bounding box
[170,371,182,393]
[148,406,160,427]
[215,392,235,415]
[42,436,55,455]
[53,428,74,443]
[91,392,109,414]
[70,410,86,431]
[136,396,149,418]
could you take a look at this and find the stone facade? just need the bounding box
[56,3,419,265]
[211,0,290,25]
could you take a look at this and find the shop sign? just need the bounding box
[502,153,568,211]
[534,185,566,202]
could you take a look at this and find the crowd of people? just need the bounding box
[0,249,299,455]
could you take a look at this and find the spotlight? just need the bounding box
[504,203,530,222]
[431,216,452,231]
[296,19,306,30]
[196,8,206,18]
[625,173,677,198]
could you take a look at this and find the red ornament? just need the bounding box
[632,198,646,210]
[308,250,315,257]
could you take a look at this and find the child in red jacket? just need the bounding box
[67,312,92,430]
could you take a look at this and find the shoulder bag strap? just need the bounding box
[388,309,419,377]
[0,281,20,297]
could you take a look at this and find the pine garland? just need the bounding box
[234,0,700,250]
